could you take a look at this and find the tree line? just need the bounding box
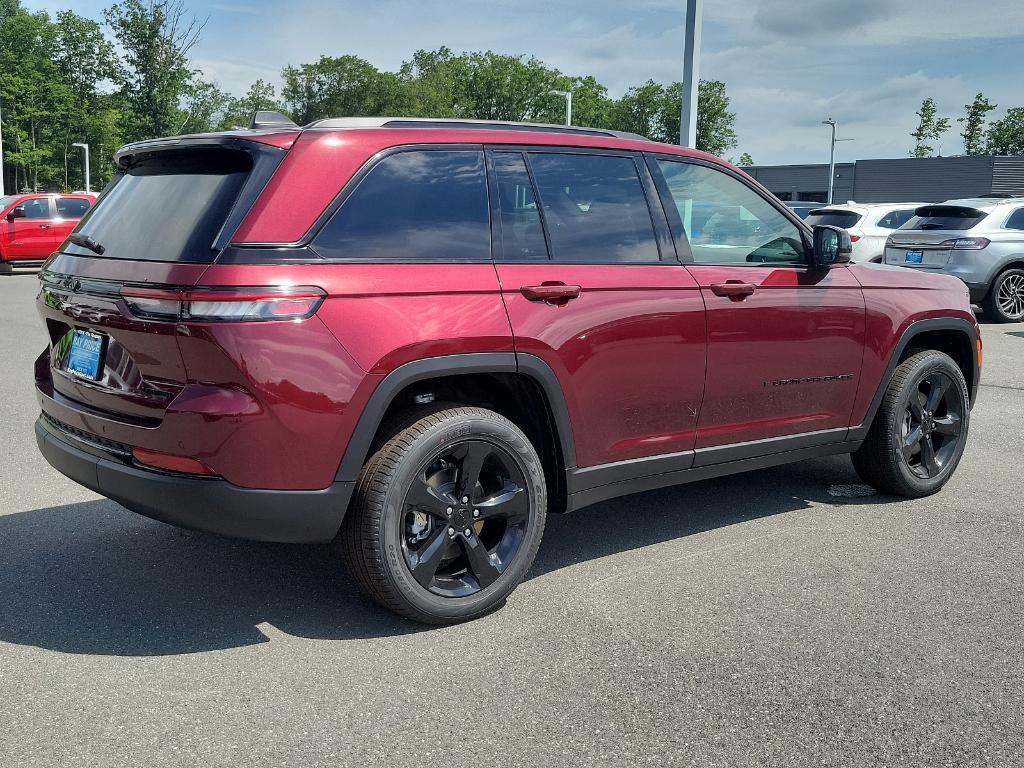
[0,0,741,193]
[910,93,1023,157]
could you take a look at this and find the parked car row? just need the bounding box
[784,197,1024,322]
[0,193,96,272]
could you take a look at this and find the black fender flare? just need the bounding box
[847,317,980,441]
[334,352,576,482]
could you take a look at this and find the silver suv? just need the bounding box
[884,198,1024,322]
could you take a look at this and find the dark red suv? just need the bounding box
[34,117,980,623]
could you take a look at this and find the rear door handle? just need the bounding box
[710,281,756,300]
[520,283,582,304]
[39,224,50,229]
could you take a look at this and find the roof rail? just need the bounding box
[304,116,650,142]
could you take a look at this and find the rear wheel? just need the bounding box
[851,350,969,497]
[981,268,1024,323]
[340,406,546,624]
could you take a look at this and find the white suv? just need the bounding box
[804,202,927,263]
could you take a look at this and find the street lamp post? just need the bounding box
[679,0,703,147]
[0,97,5,196]
[822,118,837,204]
[549,90,572,126]
[71,142,90,193]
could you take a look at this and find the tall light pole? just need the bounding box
[680,0,703,147]
[549,90,572,126]
[71,142,90,193]
[822,118,837,204]
[0,97,5,196]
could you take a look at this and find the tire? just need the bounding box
[851,349,970,497]
[981,268,1024,323]
[340,406,547,624]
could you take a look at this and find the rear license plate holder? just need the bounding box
[905,250,924,263]
[65,329,106,381]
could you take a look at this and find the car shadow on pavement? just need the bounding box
[0,455,897,656]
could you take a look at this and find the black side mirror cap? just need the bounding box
[812,224,852,267]
[6,205,26,222]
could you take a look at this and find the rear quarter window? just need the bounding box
[312,149,490,261]
[905,206,988,231]
[1003,208,1024,231]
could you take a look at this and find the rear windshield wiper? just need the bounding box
[67,233,106,255]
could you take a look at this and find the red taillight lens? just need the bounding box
[849,234,861,243]
[121,286,326,322]
[132,447,214,475]
[939,237,990,250]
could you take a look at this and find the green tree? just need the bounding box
[219,79,284,129]
[986,108,1024,155]
[739,152,754,166]
[282,55,404,124]
[959,93,997,155]
[910,97,951,157]
[104,0,206,142]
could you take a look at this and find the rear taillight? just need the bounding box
[121,286,326,322]
[939,237,990,250]
[849,234,861,243]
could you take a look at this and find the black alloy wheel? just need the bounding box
[402,439,531,597]
[899,371,964,479]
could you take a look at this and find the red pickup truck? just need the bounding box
[0,193,95,272]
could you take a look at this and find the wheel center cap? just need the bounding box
[451,507,472,529]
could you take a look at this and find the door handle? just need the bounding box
[39,224,50,229]
[520,283,582,304]
[710,281,756,300]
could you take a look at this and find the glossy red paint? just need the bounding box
[685,263,866,447]
[0,193,96,264]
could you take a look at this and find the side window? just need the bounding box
[1004,208,1024,231]
[527,152,660,263]
[22,198,51,220]
[492,151,548,261]
[877,209,915,229]
[656,159,807,265]
[313,149,490,261]
[56,197,90,218]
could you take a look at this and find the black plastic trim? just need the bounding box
[846,317,980,441]
[334,352,577,483]
[692,427,849,467]
[567,439,862,512]
[36,417,352,543]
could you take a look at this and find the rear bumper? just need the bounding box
[965,281,988,303]
[35,416,353,543]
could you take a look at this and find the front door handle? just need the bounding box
[520,283,582,305]
[39,224,50,229]
[710,281,756,300]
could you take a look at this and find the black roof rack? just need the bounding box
[304,116,650,142]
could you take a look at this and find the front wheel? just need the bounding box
[981,268,1024,323]
[340,406,546,624]
[851,350,970,497]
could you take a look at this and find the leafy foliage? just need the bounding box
[910,97,951,158]
[985,108,1024,156]
[959,93,997,156]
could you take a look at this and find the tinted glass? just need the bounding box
[0,196,15,211]
[906,206,987,231]
[527,153,659,263]
[492,152,547,261]
[56,197,90,218]
[21,198,51,219]
[657,160,806,265]
[804,209,862,228]
[876,209,916,229]
[1004,208,1024,231]
[314,150,489,261]
[788,205,815,219]
[65,148,251,262]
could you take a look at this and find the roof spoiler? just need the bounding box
[250,111,299,130]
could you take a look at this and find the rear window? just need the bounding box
[804,209,862,229]
[905,206,987,231]
[64,148,252,262]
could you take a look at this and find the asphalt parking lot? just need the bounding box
[0,273,1021,767]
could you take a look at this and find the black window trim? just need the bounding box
[484,144,674,266]
[484,148,553,263]
[644,153,815,269]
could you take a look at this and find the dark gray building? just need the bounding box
[742,155,1024,204]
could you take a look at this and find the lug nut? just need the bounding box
[446,507,453,515]
[461,496,469,503]
[472,509,480,518]
[448,527,455,536]
[464,528,472,537]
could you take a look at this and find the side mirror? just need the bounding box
[811,224,852,267]
[6,205,26,222]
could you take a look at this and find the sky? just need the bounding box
[25,0,1024,164]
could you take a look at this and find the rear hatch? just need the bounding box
[884,205,989,268]
[37,137,289,424]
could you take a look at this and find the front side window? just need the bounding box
[492,151,547,261]
[657,160,807,265]
[56,197,90,218]
[21,198,51,219]
[314,149,490,261]
[876,209,916,229]
[526,152,660,263]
